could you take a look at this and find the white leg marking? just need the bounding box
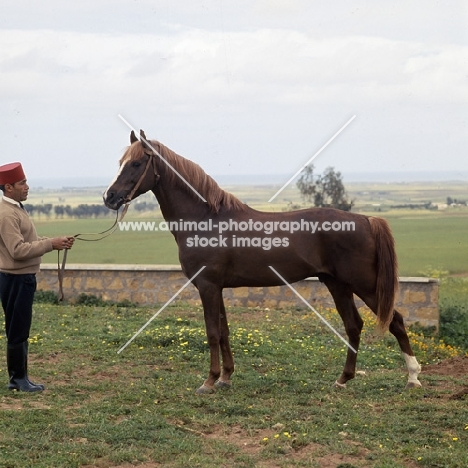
[403,353,422,388]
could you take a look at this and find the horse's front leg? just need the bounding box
[214,299,234,390]
[196,285,229,394]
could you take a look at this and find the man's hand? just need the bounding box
[51,236,75,251]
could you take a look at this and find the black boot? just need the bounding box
[7,342,44,392]
[23,342,45,391]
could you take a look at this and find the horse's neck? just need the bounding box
[152,185,210,222]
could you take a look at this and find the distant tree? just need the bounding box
[40,204,53,217]
[54,205,65,218]
[133,201,159,212]
[297,165,353,211]
[296,165,317,204]
[23,204,35,215]
[24,203,52,218]
[446,197,467,206]
[64,205,73,217]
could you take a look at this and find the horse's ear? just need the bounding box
[139,129,153,155]
[130,130,138,144]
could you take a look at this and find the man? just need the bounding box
[0,162,75,392]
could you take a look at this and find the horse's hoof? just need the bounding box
[333,380,347,389]
[195,384,215,395]
[405,380,422,390]
[215,379,232,390]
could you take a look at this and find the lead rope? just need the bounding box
[56,151,157,301]
[57,203,130,302]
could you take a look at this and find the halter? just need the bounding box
[123,147,159,205]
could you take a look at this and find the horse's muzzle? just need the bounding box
[103,191,125,210]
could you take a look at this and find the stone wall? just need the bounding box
[37,264,439,328]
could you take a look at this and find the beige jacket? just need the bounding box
[0,198,53,274]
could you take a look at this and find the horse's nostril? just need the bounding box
[103,190,115,208]
[103,191,114,202]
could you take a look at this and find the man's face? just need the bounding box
[7,179,29,202]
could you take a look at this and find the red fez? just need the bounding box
[0,162,26,185]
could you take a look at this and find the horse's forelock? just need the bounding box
[119,142,146,165]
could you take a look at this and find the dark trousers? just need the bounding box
[0,273,36,345]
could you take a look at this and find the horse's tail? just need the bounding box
[368,217,399,331]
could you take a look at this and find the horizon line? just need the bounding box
[29,169,468,188]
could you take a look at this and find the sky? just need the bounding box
[1,0,467,187]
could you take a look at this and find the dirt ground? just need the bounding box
[422,354,468,379]
[422,354,468,400]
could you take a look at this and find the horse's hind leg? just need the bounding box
[388,311,422,388]
[321,275,363,388]
[361,293,422,389]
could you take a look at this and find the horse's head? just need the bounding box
[103,130,159,210]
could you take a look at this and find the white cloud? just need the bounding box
[0,2,467,180]
[3,26,466,111]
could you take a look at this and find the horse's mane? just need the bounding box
[121,140,246,214]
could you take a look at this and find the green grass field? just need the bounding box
[0,303,466,468]
[387,214,468,276]
[36,216,179,265]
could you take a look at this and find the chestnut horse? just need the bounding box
[104,130,422,394]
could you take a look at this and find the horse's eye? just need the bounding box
[131,161,141,168]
